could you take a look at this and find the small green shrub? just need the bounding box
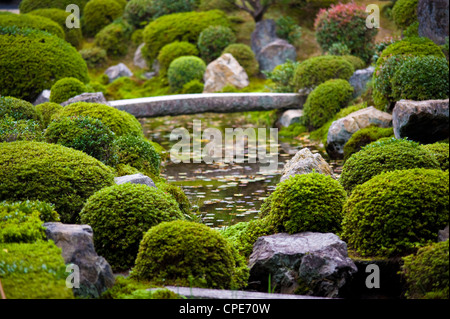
[80,183,184,271]
[276,16,302,45]
[264,59,300,93]
[45,116,118,166]
[1,200,60,223]
[56,102,143,137]
[404,21,419,38]
[0,117,44,143]
[0,12,64,38]
[50,77,87,104]
[19,0,89,14]
[152,0,200,19]
[0,96,42,123]
[279,122,307,138]
[327,42,351,56]
[181,80,204,94]
[222,43,259,76]
[0,141,115,223]
[392,0,418,29]
[303,79,354,129]
[0,26,89,102]
[35,102,63,128]
[263,173,347,235]
[167,56,206,92]
[155,182,191,217]
[0,241,74,299]
[124,0,156,28]
[79,47,108,69]
[401,240,449,299]
[293,55,354,90]
[198,25,236,63]
[83,0,124,37]
[421,142,449,171]
[340,138,441,193]
[157,41,199,76]
[343,126,394,162]
[341,55,366,70]
[342,168,449,257]
[95,20,133,57]
[132,220,249,289]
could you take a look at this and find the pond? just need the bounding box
[141,112,341,229]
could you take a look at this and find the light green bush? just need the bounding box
[198,25,236,63]
[167,56,206,92]
[50,77,87,104]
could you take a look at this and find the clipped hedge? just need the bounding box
[157,41,199,76]
[19,0,89,14]
[342,168,449,257]
[0,117,44,143]
[79,47,107,69]
[80,183,184,271]
[35,102,63,128]
[222,43,259,76]
[1,200,60,223]
[94,20,133,57]
[0,141,115,223]
[0,96,42,124]
[421,142,449,171]
[343,126,394,162]
[198,25,236,63]
[155,181,192,216]
[167,56,206,92]
[83,0,124,37]
[392,0,418,29]
[0,26,89,102]
[50,77,87,104]
[0,12,65,39]
[123,0,156,28]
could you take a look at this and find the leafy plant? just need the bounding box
[275,16,302,45]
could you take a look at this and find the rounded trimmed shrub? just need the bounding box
[340,138,441,193]
[142,10,230,63]
[392,0,418,29]
[401,241,449,299]
[94,20,133,57]
[132,220,248,289]
[28,8,83,48]
[327,42,351,56]
[35,102,63,128]
[421,142,449,171]
[49,77,87,104]
[342,168,449,257]
[1,200,60,223]
[341,55,366,70]
[167,56,206,92]
[157,41,199,75]
[0,117,44,143]
[343,126,394,162]
[0,12,65,39]
[56,102,143,137]
[0,26,89,102]
[293,55,354,90]
[303,79,354,129]
[45,116,118,166]
[83,0,124,37]
[0,96,43,123]
[19,0,89,14]
[0,141,115,223]
[155,182,191,216]
[264,59,300,93]
[124,0,156,28]
[181,80,204,94]
[78,47,107,69]
[264,172,347,235]
[79,183,184,271]
[222,43,259,76]
[198,25,236,63]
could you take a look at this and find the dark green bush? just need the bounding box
[181,80,205,94]
[56,102,143,137]
[152,0,200,19]
[392,0,418,29]
[341,55,366,70]
[124,0,156,28]
[276,16,302,45]
[142,10,230,63]
[421,142,449,171]
[340,138,441,193]
[35,102,63,128]
[45,116,118,166]
[401,240,449,299]
[197,25,236,63]
[50,77,87,104]
[303,79,354,129]
[157,41,199,76]
[222,43,259,76]
[342,168,449,257]
[0,96,42,124]
[80,183,184,271]
[263,172,347,235]
[0,241,74,299]
[167,56,206,92]
[0,117,44,143]
[28,8,83,48]
[327,42,351,56]
[293,55,354,90]
[79,47,107,69]
[0,141,115,223]
[0,12,64,39]
[131,220,249,289]
[264,59,300,93]
[343,126,394,162]
[19,0,89,14]
[83,0,124,37]
[95,20,133,57]
[0,26,89,102]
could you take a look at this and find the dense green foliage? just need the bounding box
[80,183,184,271]
[56,102,143,137]
[401,240,449,299]
[340,138,441,193]
[155,182,192,217]
[157,41,199,76]
[392,0,418,29]
[83,0,124,37]
[421,142,449,171]
[0,96,42,124]
[275,16,302,45]
[79,47,107,69]
[293,55,354,90]
[95,20,133,57]
[181,80,205,94]
[342,168,449,257]
[264,59,300,93]
[132,220,248,289]
[222,43,259,76]
[35,102,63,128]
[123,0,156,28]
[197,25,236,63]
[167,56,206,92]
[19,0,89,14]
[0,116,44,143]
[343,126,394,162]
[0,12,64,39]
[49,77,87,104]
[0,26,89,102]
[0,141,115,223]
[303,79,354,129]
[341,55,366,70]
[152,0,200,19]
[1,200,60,223]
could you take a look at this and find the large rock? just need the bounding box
[203,53,249,93]
[133,43,148,69]
[418,0,449,45]
[251,19,278,56]
[114,173,156,188]
[33,89,50,105]
[438,225,449,242]
[326,106,393,159]
[257,39,297,73]
[349,66,374,98]
[278,109,303,127]
[392,99,449,143]
[280,148,335,182]
[60,92,108,106]
[43,222,115,298]
[248,232,357,297]
[104,63,133,83]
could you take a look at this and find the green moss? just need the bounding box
[0,12,64,39]
[343,126,394,162]
[421,142,449,171]
[198,25,236,63]
[279,122,307,138]
[222,43,259,77]
[35,102,63,128]
[392,0,418,29]
[167,56,206,92]
[50,77,87,104]
[342,168,449,257]
[157,41,199,76]
[83,0,124,37]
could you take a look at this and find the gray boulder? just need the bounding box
[33,89,51,105]
[280,148,335,182]
[43,222,115,298]
[418,0,449,45]
[278,109,303,128]
[349,66,374,98]
[251,19,277,56]
[326,106,393,159]
[248,232,357,297]
[438,225,449,242]
[257,38,297,73]
[392,99,449,143]
[104,63,133,83]
[114,173,156,188]
[60,92,108,106]
[133,43,148,69]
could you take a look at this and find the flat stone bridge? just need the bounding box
[109,93,306,118]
